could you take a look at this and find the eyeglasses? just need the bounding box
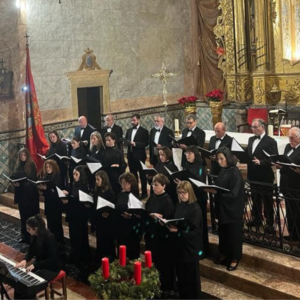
[177,191,187,194]
[186,122,194,125]
[251,125,261,129]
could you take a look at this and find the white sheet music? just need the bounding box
[172,148,183,171]
[189,178,229,192]
[79,190,94,203]
[71,156,82,163]
[140,161,148,169]
[231,138,244,152]
[87,162,102,174]
[128,193,145,209]
[97,196,115,210]
[56,186,66,198]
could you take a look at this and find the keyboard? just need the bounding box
[0,254,47,295]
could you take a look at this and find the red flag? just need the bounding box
[25,46,49,171]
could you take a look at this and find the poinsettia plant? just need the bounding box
[205,89,224,102]
[177,96,198,106]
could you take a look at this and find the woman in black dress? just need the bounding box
[14,215,62,300]
[64,165,91,266]
[93,170,116,262]
[144,174,175,296]
[207,147,245,271]
[89,131,105,161]
[69,136,86,187]
[101,132,127,195]
[38,159,64,245]
[13,148,40,243]
[115,172,141,260]
[168,181,203,299]
[156,146,179,203]
[180,145,208,256]
[47,130,68,189]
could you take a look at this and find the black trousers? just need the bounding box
[68,216,90,263]
[176,260,201,299]
[117,231,141,260]
[219,221,243,261]
[18,203,40,243]
[284,192,300,241]
[250,183,274,225]
[127,153,147,195]
[145,235,176,291]
[96,232,116,262]
[46,209,64,244]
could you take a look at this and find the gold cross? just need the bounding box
[151,62,177,106]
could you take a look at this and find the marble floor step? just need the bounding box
[200,258,300,300]
[201,277,259,300]
[208,233,300,284]
[0,204,97,249]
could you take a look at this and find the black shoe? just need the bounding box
[214,257,228,266]
[246,220,262,227]
[227,261,239,271]
[265,225,275,235]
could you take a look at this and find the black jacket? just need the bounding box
[280,144,300,191]
[182,126,206,147]
[125,126,149,161]
[149,126,174,165]
[74,124,96,153]
[215,166,245,224]
[173,202,203,262]
[208,134,233,175]
[246,134,278,183]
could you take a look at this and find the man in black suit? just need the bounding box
[125,113,149,199]
[74,116,96,154]
[208,122,233,175]
[101,114,123,149]
[179,114,205,165]
[276,127,300,241]
[149,114,174,166]
[180,114,205,148]
[246,118,278,234]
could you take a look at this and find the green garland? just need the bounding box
[88,259,161,300]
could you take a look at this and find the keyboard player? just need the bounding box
[14,215,62,299]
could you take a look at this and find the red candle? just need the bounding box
[134,261,142,285]
[102,257,109,280]
[144,251,152,268]
[119,245,126,266]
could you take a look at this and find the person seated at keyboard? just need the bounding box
[14,215,62,299]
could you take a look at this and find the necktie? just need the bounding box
[216,138,221,141]
[188,129,193,132]
[255,136,260,140]
[132,126,137,130]
[156,129,160,132]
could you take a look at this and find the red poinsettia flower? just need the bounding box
[205,89,223,102]
[177,96,198,106]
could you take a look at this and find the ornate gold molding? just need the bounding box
[78,48,102,71]
[214,0,236,75]
[253,78,265,104]
[236,77,252,102]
